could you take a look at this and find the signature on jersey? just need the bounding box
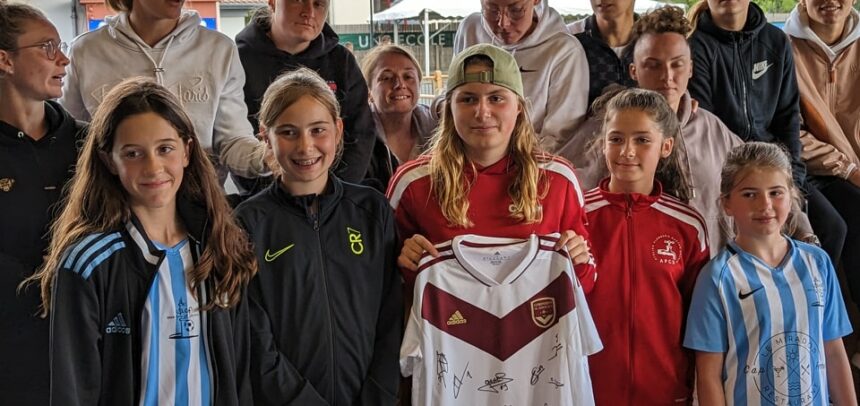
[478,372,514,393]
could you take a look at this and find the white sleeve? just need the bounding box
[212,44,268,177]
[400,309,424,377]
[540,36,590,154]
[59,42,91,121]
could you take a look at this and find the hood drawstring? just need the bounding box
[132,34,176,85]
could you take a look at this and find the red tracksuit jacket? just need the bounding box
[584,180,710,405]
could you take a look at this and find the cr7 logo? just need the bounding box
[347,227,364,255]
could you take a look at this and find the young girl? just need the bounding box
[0,3,84,404]
[32,78,257,405]
[234,68,400,406]
[387,43,595,292]
[59,0,267,183]
[684,142,856,405]
[583,88,710,405]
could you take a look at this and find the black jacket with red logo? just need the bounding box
[235,177,401,406]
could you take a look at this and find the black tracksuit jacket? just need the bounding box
[0,101,84,405]
[50,203,253,405]
[689,3,807,192]
[235,177,401,406]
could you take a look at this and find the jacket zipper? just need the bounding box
[200,280,216,404]
[312,212,338,404]
[735,39,752,138]
[625,194,635,404]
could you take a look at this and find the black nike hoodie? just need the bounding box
[235,16,376,185]
[688,2,807,192]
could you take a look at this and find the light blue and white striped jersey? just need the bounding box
[684,237,851,406]
[139,239,212,406]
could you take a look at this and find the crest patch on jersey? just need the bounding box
[651,234,681,265]
[530,298,556,328]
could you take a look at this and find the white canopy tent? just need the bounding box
[372,0,679,73]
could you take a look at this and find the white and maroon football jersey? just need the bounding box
[401,234,602,406]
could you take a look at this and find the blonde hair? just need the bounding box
[360,44,423,87]
[28,78,257,314]
[428,56,548,227]
[257,67,343,175]
[687,0,709,33]
[601,88,694,202]
[720,142,803,234]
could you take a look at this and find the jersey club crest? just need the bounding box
[530,297,556,328]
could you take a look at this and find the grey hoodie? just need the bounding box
[453,0,590,153]
[60,10,267,178]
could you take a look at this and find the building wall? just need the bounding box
[329,0,371,25]
[29,0,82,42]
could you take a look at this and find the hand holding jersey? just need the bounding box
[386,44,596,293]
[401,234,602,406]
[398,231,591,271]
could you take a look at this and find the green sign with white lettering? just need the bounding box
[339,32,456,51]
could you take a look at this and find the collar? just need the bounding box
[266,173,344,222]
[124,194,208,265]
[596,178,663,211]
[465,153,516,179]
[0,101,62,143]
[676,92,693,127]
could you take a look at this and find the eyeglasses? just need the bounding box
[10,40,68,61]
[482,0,531,22]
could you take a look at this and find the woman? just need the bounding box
[0,3,84,404]
[783,0,860,366]
[386,44,595,291]
[360,44,436,187]
[59,0,267,184]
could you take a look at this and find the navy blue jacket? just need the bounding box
[688,3,807,191]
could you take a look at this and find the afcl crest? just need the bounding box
[530,297,556,328]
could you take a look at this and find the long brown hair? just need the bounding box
[428,55,549,227]
[29,77,257,314]
[601,88,694,202]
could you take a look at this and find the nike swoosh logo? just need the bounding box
[738,286,764,300]
[519,67,537,73]
[264,244,295,262]
[751,63,772,80]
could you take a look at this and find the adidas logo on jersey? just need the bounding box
[105,312,131,335]
[447,310,467,325]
